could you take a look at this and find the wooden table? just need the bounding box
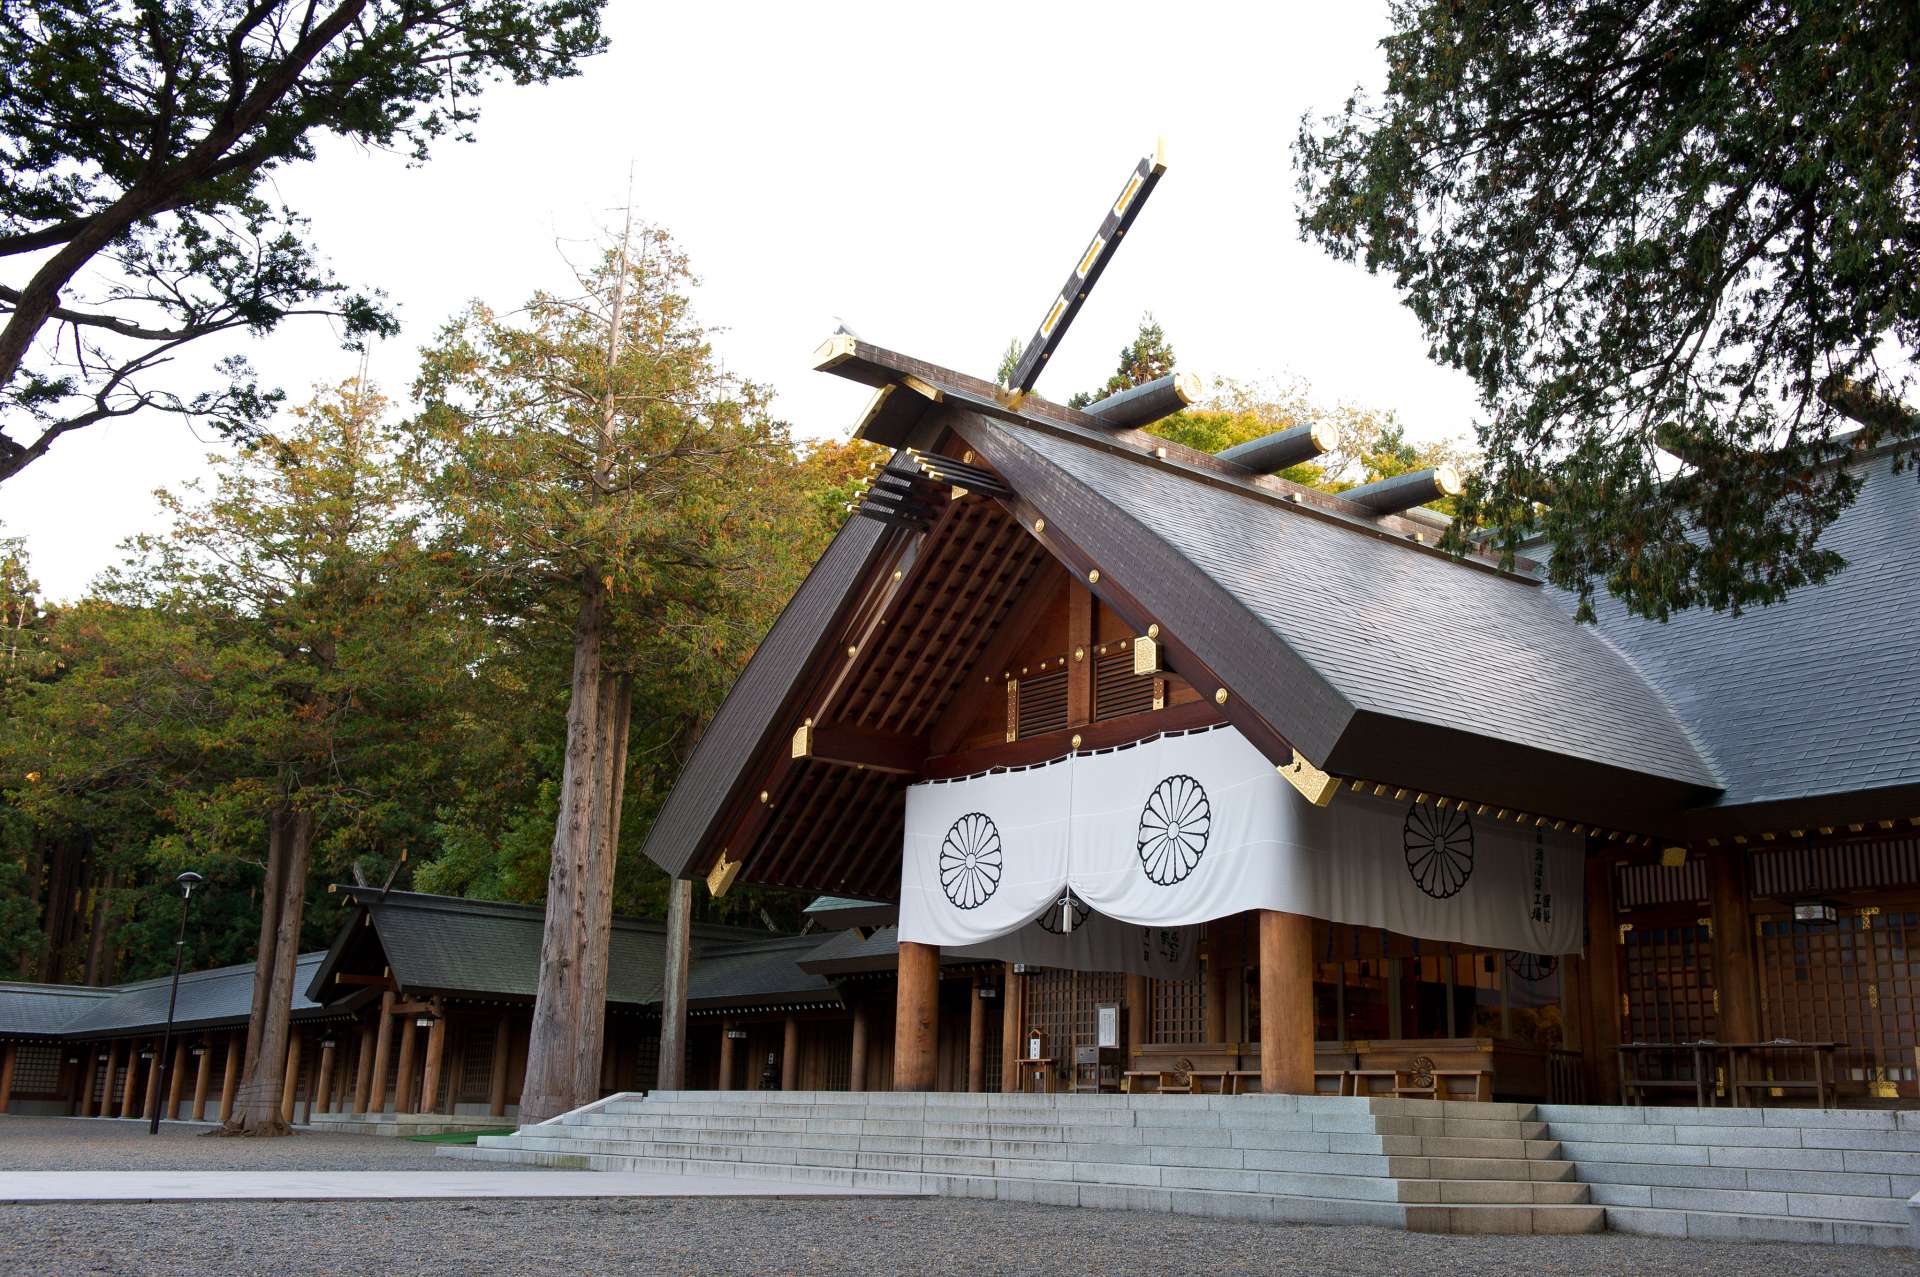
[1724,1041,1842,1108]
[1617,1042,1722,1106]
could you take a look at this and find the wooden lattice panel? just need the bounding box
[1016,668,1069,738]
[1758,906,1920,1097]
[1150,977,1206,1044]
[1623,924,1718,1045]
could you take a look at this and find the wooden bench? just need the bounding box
[1350,1057,1491,1101]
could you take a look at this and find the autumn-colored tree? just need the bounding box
[413,219,865,1121]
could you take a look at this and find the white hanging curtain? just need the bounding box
[899,725,1585,969]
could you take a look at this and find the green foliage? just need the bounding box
[1296,0,1920,619]
[0,0,608,484]
[1069,313,1176,409]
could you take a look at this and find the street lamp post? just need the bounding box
[149,871,204,1135]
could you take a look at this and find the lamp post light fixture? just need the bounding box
[149,870,204,1135]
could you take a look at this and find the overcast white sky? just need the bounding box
[4,0,1483,602]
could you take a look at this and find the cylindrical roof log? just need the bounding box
[1216,421,1341,474]
[1080,371,1202,429]
[1342,465,1464,515]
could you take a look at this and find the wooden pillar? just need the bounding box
[1124,973,1149,1062]
[1584,854,1623,1103]
[104,1041,123,1118]
[166,1038,188,1120]
[717,1020,738,1092]
[1000,962,1024,1094]
[420,1015,447,1114]
[1204,936,1230,1043]
[393,1014,418,1114]
[218,1030,241,1123]
[368,991,396,1114]
[488,1018,512,1116]
[1258,910,1315,1095]
[316,1036,337,1116]
[0,1041,15,1114]
[847,1009,866,1093]
[780,1016,800,1091]
[78,1048,98,1118]
[1707,846,1759,1043]
[280,1032,303,1124]
[893,941,939,1091]
[353,1021,377,1115]
[190,1042,212,1121]
[968,977,988,1093]
[657,879,693,1090]
[120,1042,140,1118]
[143,1040,163,1121]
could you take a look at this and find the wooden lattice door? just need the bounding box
[1759,906,1918,1098]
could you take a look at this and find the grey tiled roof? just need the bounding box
[685,936,837,1005]
[61,953,332,1038]
[1574,445,1920,808]
[1003,423,1720,789]
[0,981,116,1038]
[336,889,772,1006]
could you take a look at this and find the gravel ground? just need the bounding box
[0,1117,1910,1276]
[0,1115,518,1172]
[1,1196,1912,1277]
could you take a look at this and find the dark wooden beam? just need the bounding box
[924,699,1224,778]
[793,722,926,776]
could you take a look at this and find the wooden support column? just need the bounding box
[488,1018,512,1116]
[847,1008,867,1093]
[1204,937,1229,1044]
[1707,846,1759,1044]
[1124,973,1149,1060]
[217,1030,241,1123]
[657,878,693,1090]
[393,1014,418,1114]
[103,1041,123,1118]
[718,1020,738,1092]
[191,1042,212,1121]
[893,941,940,1091]
[280,1032,303,1124]
[968,978,987,1093]
[420,1014,447,1114]
[143,1040,163,1121]
[166,1038,188,1120]
[1000,963,1024,1094]
[1584,854,1623,1103]
[315,1035,337,1116]
[780,1016,800,1091]
[353,1021,377,1115]
[0,1041,15,1114]
[367,991,396,1114]
[120,1042,140,1118]
[78,1047,98,1117]
[1258,910,1315,1095]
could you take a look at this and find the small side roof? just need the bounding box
[62,954,334,1039]
[685,936,838,1009]
[308,888,787,1007]
[0,981,117,1038]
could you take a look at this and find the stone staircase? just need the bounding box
[1538,1103,1918,1248]
[441,1091,1601,1235]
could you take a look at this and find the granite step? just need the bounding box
[1602,1204,1911,1249]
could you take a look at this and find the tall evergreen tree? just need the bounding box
[1297,1,1919,619]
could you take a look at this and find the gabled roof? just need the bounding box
[308,888,774,1006]
[1575,442,1920,816]
[636,340,1746,895]
[61,953,336,1039]
[0,981,116,1038]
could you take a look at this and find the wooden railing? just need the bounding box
[1547,1048,1587,1104]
